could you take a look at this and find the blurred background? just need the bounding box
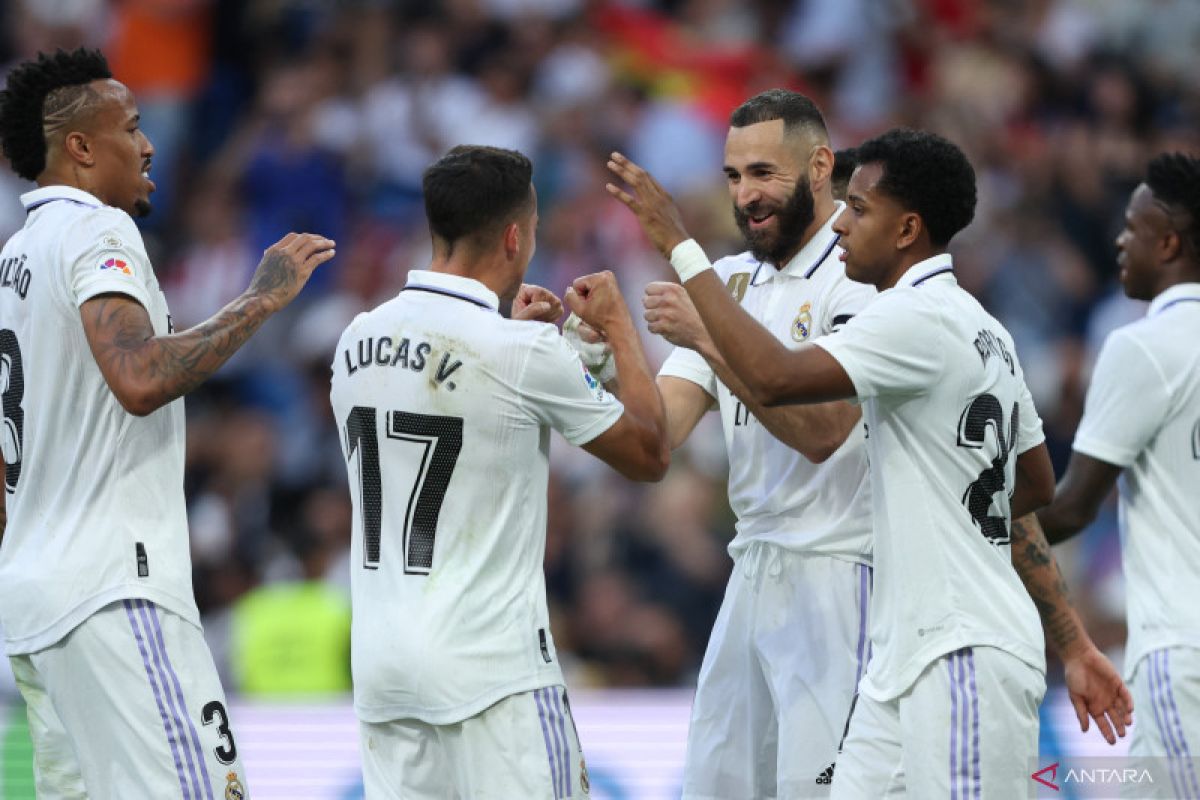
[1,0,1198,796]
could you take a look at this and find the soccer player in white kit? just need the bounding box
[596,128,1134,796]
[640,91,874,799]
[1034,153,1200,797]
[329,145,670,800]
[0,49,335,798]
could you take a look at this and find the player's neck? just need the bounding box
[37,166,105,206]
[1154,260,1200,297]
[427,254,511,301]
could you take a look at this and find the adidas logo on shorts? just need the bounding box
[815,763,835,785]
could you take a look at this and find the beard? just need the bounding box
[132,198,153,218]
[733,177,816,266]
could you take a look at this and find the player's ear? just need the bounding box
[808,144,834,193]
[896,211,922,251]
[503,221,520,259]
[1159,227,1182,262]
[63,131,95,167]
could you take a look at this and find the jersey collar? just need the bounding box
[21,185,104,213]
[751,201,845,286]
[1149,282,1200,316]
[402,269,500,313]
[895,253,956,289]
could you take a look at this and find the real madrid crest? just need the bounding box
[791,302,813,342]
[224,771,246,800]
[726,273,750,303]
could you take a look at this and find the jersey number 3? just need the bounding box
[956,393,1019,544]
[344,407,463,574]
[0,329,24,493]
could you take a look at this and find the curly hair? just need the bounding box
[0,48,112,181]
[1146,152,1200,259]
[854,128,976,247]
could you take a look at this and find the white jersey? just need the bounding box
[0,186,196,655]
[816,254,1046,701]
[659,206,874,562]
[330,270,624,725]
[1072,282,1200,674]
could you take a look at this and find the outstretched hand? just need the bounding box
[512,283,564,323]
[1064,645,1134,745]
[605,152,692,259]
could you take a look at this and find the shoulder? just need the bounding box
[712,251,759,281]
[66,206,147,256]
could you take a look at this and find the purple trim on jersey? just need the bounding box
[1154,297,1200,316]
[1159,650,1200,797]
[400,284,495,311]
[804,235,842,279]
[958,653,969,800]
[535,689,562,799]
[125,600,195,800]
[142,602,216,800]
[551,689,574,798]
[24,197,98,213]
[912,267,954,287]
[1150,651,1189,797]
[967,649,981,799]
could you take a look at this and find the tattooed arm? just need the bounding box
[1011,513,1133,744]
[81,233,335,416]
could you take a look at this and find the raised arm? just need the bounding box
[645,281,860,461]
[81,233,335,416]
[606,153,854,407]
[1037,452,1122,545]
[565,271,670,481]
[1010,512,1133,745]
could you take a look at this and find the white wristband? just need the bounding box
[669,239,714,283]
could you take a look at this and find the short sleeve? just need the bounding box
[1072,329,1168,467]
[658,345,718,399]
[1015,377,1046,454]
[820,272,876,334]
[518,326,625,445]
[67,212,153,310]
[812,289,945,400]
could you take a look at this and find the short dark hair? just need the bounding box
[1145,152,1200,258]
[0,48,112,181]
[831,146,859,200]
[854,128,976,247]
[730,89,828,142]
[422,145,533,247]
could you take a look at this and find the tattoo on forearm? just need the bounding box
[1012,515,1079,651]
[88,293,272,409]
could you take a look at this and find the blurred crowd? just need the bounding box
[1,0,1198,696]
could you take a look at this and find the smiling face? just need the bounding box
[82,80,155,217]
[724,119,816,267]
[833,162,913,290]
[1115,183,1173,301]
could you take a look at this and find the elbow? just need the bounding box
[628,440,671,482]
[802,435,844,465]
[112,383,161,417]
[755,372,795,409]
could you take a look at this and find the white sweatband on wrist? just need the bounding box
[669,239,714,283]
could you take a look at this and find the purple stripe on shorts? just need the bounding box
[949,653,959,800]
[142,602,216,800]
[125,600,193,800]
[854,565,870,687]
[1161,650,1200,797]
[534,689,561,799]
[967,649,980,799]
[1150,652,1187,798]
[958,653,969,800]
[552,690,573,798]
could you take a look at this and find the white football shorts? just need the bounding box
[682,544,872,800]
[832,645,1043,798]
[8,598,247,800]
[360,684,589,800]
